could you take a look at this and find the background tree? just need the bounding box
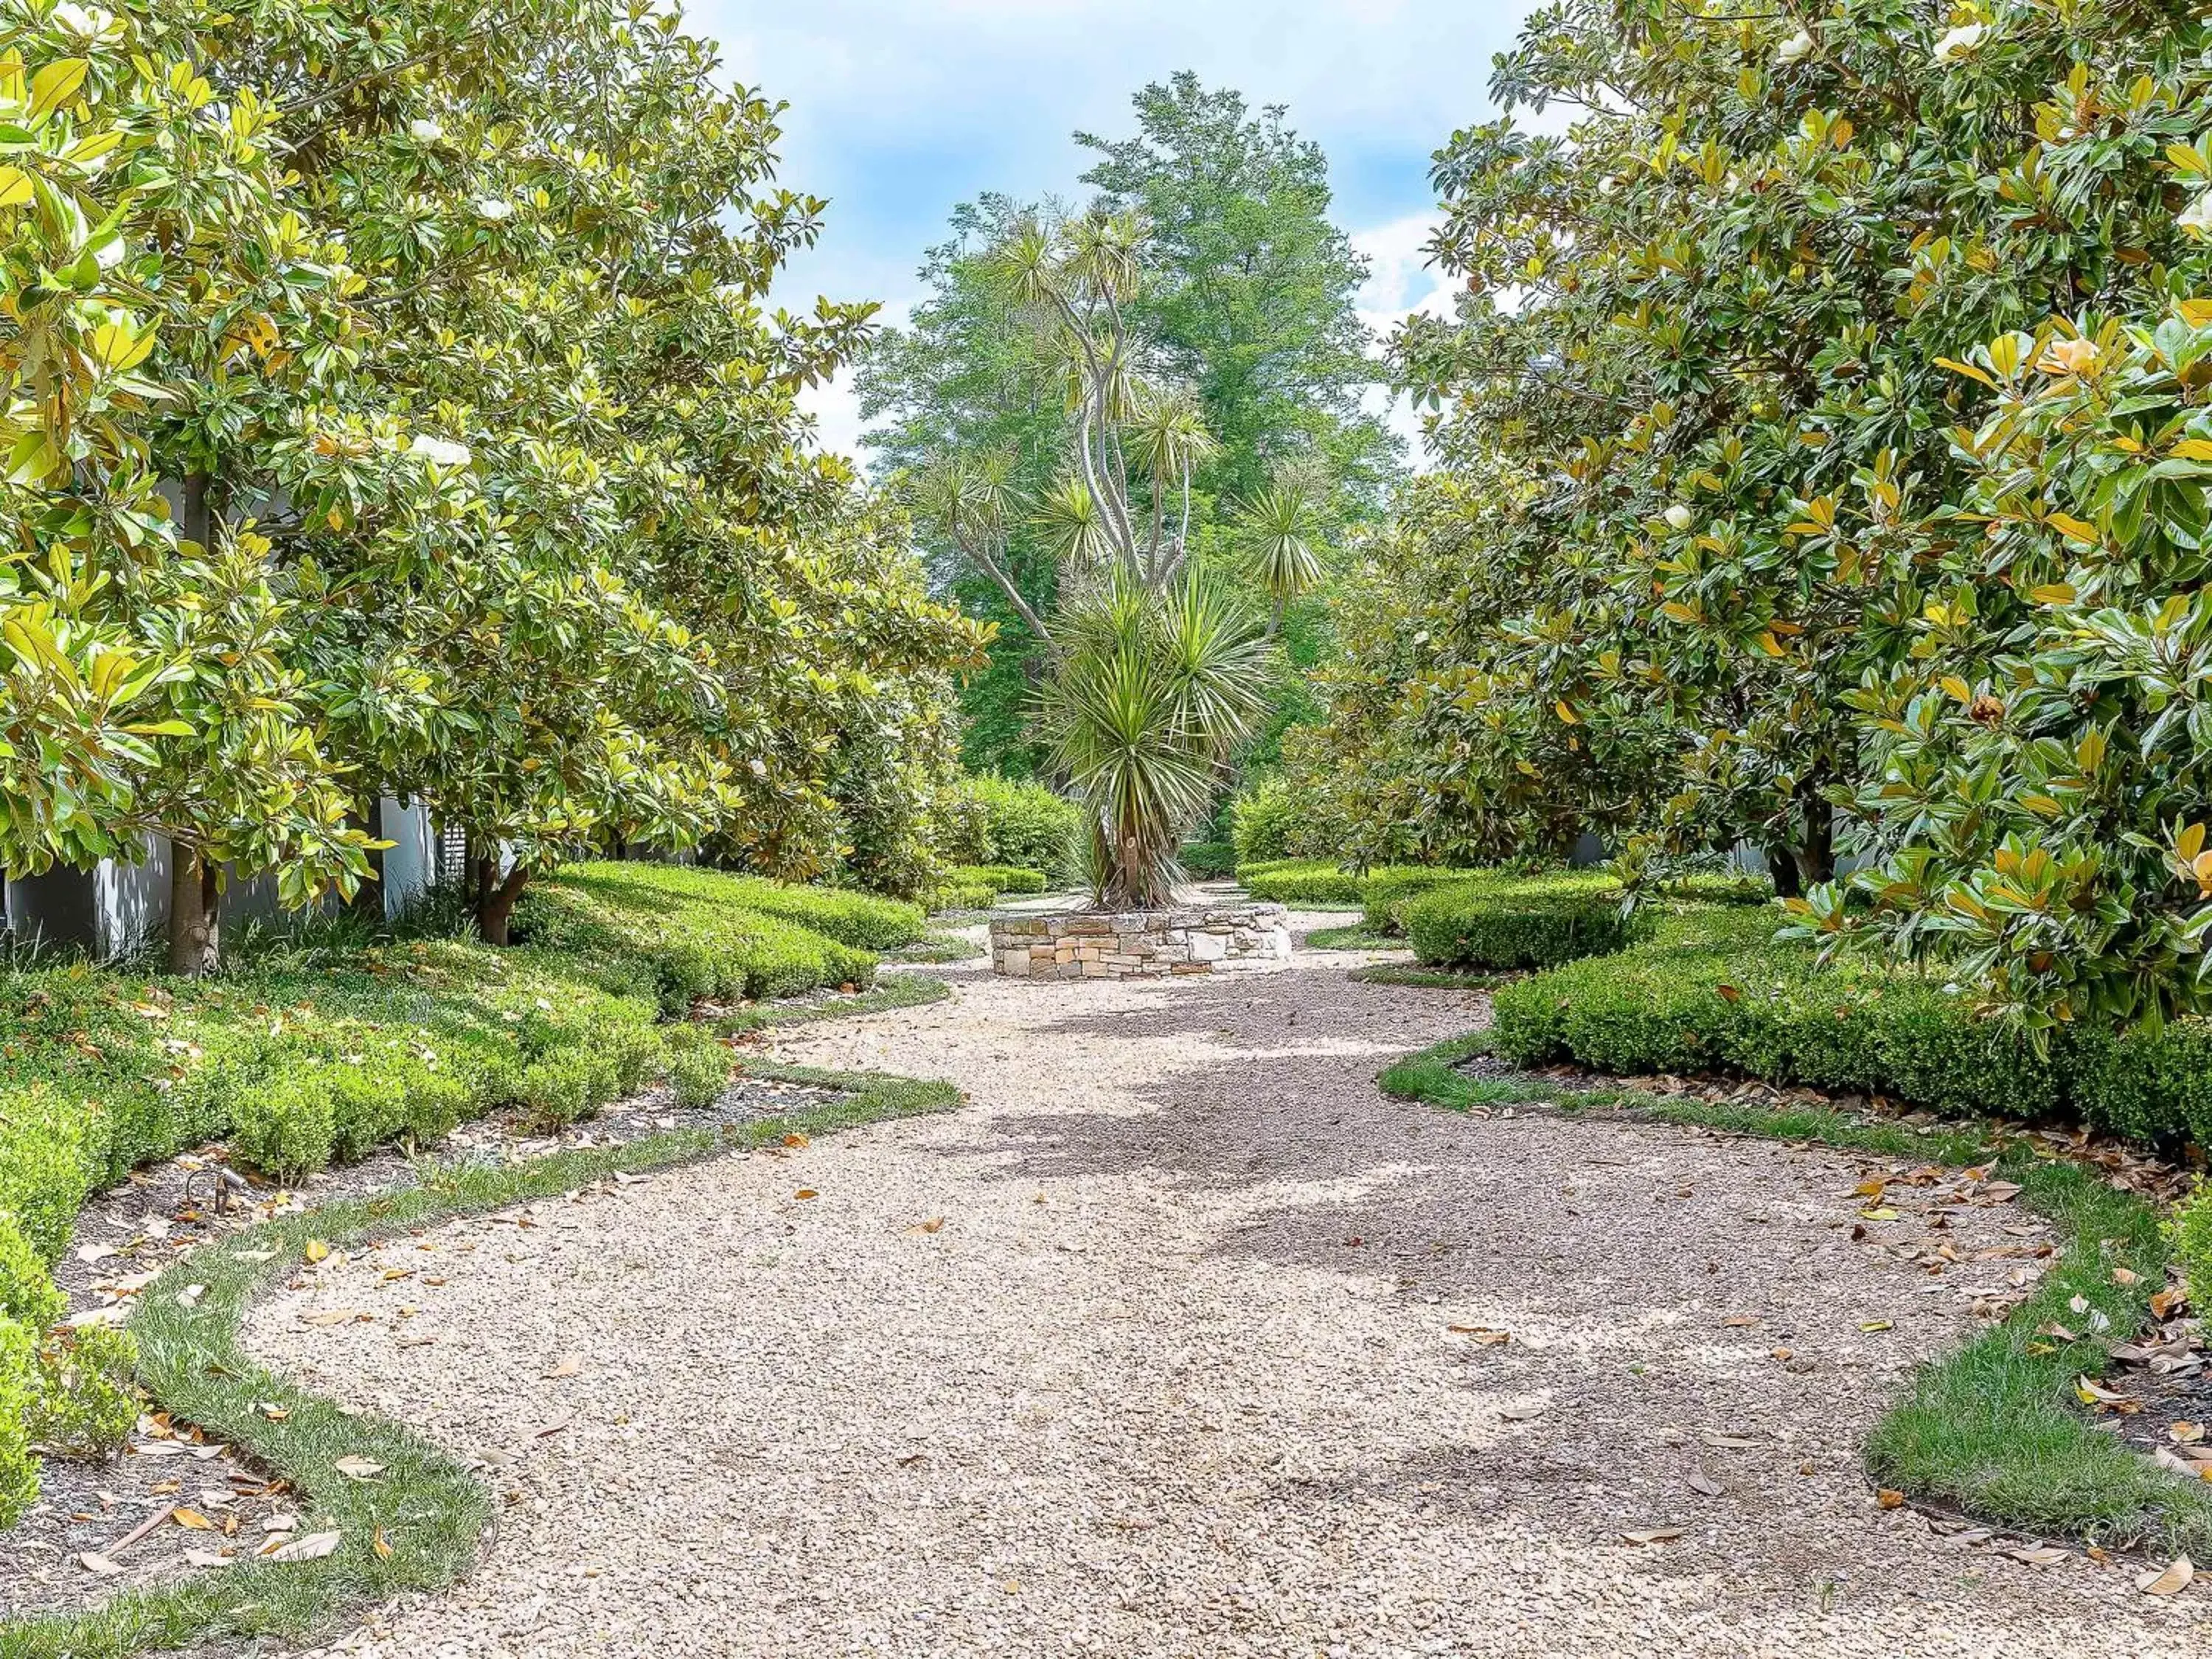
[861,76,1395,780]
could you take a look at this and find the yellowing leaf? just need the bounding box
[303,1240,330,1264]
[28,58,88,119]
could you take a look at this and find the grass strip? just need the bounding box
[708,970,952,1035]
[1304,924,1399,952]
[1350,964,1509,990]
[0,1057,959,1659]
[1378,1031,2212,1558]
[891,933,985,965]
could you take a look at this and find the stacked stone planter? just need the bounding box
[991,902,1293,981]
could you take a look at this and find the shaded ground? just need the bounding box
[232,917,2206,1657]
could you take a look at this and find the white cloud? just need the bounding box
[1351,213,1458,471]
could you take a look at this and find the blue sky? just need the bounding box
[682,0,1546,460]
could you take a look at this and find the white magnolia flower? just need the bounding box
[2181,189,2212,237]
[1663,504,1694,532]
[474,196,514,222]
[1775,28,1814,64]
[1932,21,1989,63]
[748,757,769,779]
[409,118,444,143]
[407,434,472,468]
[52,3,116,36]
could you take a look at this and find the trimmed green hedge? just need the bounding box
[1180,840,1238,880]
[957,864,1047,895]
[1404,874,1637,971]
[1237,859,1365,906]
[1488,905,2212,1150]
[516,862,880,1011]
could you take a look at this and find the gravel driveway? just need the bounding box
[249,916,2210,1658]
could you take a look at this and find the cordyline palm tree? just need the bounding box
[910,209,1281,906]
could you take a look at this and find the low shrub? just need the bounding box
[515,1052,597,1129]
[29,1325,139,1461]
[1360,866,1487,933]
[925,877,1000,913]
[963,865,1048,895]
[1405,874,1637,971]
[228,1077,338,1181]
[663,1026,734,1110]
[0,1091,95,1264]
[2168,1182,2212,1314]
[943,774,1079,874]
[0,1215,62,1332]
[1237,860,1363,906]
[698,872,926,952]
[1228,773,1317,864]
[0,1316,34,1528]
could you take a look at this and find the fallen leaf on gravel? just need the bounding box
[1853,1178,1888,1200]
[794,1189,818,1201]
[2008,1545,2069,1565]
[267,1531,341,1564]
[2138,1557,2194,1597]
[76,1244,120,1265]
[1448,1326,1511,1345]
[1859,1208,1901,1222]
[1722,1315,1759,1327]
[2154,1287,2188,1320]
[544,1354,582,1380]
[1498,1402,1547,1422]
[184,1550,234,1569]
[1686,1469,1725,1497]
[1877,1490,1907,1509]
[77,1551,122,1575]
[333,1457,384,1481]
[2173,1422,2205,1445]
[535,1413,576,1439]
[1701,1433,1761,1449]
[302,1310,358,1327]
[906,1218,945,1234]
[1620,1528,1685,1545]
[2076,1375,2138,1411]
[782,1132,810,1149]
[303,1240,330,1265]
[173,1508,212,1530]
[1859,1321,1893,1332]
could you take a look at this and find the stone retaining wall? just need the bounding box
[991,902,1293,980]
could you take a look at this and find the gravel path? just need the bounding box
[247,917,2211,1658]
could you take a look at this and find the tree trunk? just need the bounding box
[347,799,386,919]
[1793,787,1837,891]
[1764,841,1804,901]
[167,846,220,976]
[472,852,529,946]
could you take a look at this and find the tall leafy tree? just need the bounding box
[862,77,1394,778]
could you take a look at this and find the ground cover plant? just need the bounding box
[0,1052,960,1658]
[1380,1032,2212,1563]
[0,863,917,1538]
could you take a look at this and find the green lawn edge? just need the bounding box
[708,968,953,1034]
[1378,1030,2212,1559]
[0,1054,960,1659]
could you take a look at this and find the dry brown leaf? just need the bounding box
[267,1531,342,1564]
[2172,1422,2205,1445]
[1877,1489,1907,1509]
[2008,1545,2069,1565]
[794,1189,819,1201]
[333,1457,384,1481]
[1722,1315,1759,1328]
[1448,1326,1512,1346]
[2153,1287,2188,1321]
[77,1551,123,1576]
[302,1310,358,1328]
[172,1508,212,1531]
[906,1218,946,1235]
[1620,1527,1686,1545]
[2138,1557,2194,1597]
[782,1131,810,1149]
[372,1527,392,1560]
[544,1354,582,1380]
[1498,1402,1547,1422]
[1686,1469,1725,1497]
[2114,1266,2142,1287]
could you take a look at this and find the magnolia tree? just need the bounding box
[0,0,982,963]
[910,211,1287,908]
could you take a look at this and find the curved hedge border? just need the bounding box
[1379,1032,2212,1560]
[0,1055,960,1658]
